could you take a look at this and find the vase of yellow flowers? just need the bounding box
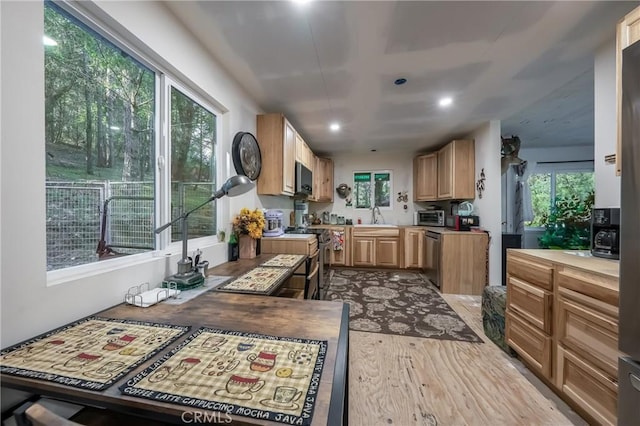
[232,208,265,259]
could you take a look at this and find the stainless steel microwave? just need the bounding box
[295,161,313,196]
[417,210,445,227]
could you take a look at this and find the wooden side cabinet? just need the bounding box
[376,238,399,268]
[413,153,438,201]
[437,139,475,200]
[256,114,296,196]
[616,5,640,176]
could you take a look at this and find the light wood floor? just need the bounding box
[348,294,587,426]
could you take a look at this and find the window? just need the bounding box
[354,171,392,209]
[44,4,219,272]
[526,164,594,227]
[170,87,217,242]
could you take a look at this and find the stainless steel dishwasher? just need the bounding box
[424,230,441,288]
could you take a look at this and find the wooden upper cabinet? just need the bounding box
[295,133,313,171]
[616,6,640,176]
[437,139,475,200]
[413,153,438,201]
[313,156,334,203]
[256,114,296,196]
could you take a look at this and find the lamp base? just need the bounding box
[162,271,205,290]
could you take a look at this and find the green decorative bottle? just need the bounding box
[228,233,239,261]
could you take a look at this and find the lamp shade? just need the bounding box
[222,175,254,197]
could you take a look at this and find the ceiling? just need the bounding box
[165,1,638,155]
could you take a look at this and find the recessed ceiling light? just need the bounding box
[329,122,340,132]
[394,78,407,86]
[292,0,312,4]
[43,35,58,46]
[371,149,377,152]
[439,97,453,107]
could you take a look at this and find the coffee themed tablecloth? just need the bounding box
[260,254,306,268]
[0,317,189,391]
[215,267,290,294]
[120,328,327,425]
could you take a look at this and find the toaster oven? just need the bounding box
[417,210,445,227]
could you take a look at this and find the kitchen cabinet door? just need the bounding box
[403,229,424,268]
[616,6,640,176]
[414,154,438,201]
[256,114,296,196]
[437,139,475,200]
[313,156,334,202]
[376,238,399,268]
[353,237,375,267]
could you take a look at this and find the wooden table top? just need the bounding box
[1,266,348,425]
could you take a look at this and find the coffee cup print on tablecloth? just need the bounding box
[288,348,313,366]
[4,340,65,362]
[202,351,239,376]
[236,339,255,352]
[148,358,201,383]
[52,352,102,372]
[194,335,227,353]
[260,386,302,410]
[57,338,99,354]
[103,334,137,351]
[247,351,278,372]
[214,374,265,401]
[83,360,126,379]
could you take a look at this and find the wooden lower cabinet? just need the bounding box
[352,237,375,266]
[376,238,399,268]
[506,310,552,378]
[556,346,618,426]
[507,276,553,334]
[403,228,423,268]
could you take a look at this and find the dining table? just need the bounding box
[0,255,349,425]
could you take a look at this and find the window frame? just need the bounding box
[524,161,594,230]
[45,1,223,283]
[353,170,394,211]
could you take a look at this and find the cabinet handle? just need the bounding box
[630,373,640,392]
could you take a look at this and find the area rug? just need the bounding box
[324,269,483,343]
[0,317,189,390]
[120,327,327,425]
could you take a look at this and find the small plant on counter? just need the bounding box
[232,208,265,239]
[538,190,594,250]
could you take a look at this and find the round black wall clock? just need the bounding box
[232,131,262,181]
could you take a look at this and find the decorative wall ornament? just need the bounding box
[476,168,486,199]
[335,183,351,199]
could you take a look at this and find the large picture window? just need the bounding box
[44,4,219,272]
[526,164,594,227]
[354,171,392,209]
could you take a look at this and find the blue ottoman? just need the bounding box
[481,286,515,355]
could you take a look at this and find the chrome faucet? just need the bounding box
[371,205,382,224]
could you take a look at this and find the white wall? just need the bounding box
[594,37,621,208]
[468,121,502,286]
[0,1,263,349]
[310,152,417,225]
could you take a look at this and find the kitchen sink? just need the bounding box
[563,251,592,257]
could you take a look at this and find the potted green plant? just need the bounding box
[538,191,594,250]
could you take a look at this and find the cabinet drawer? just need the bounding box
[557,267,618,307]
[556,346,617,426]
[506,255,553,291]
[507,276,552,334]
[557,287,618,379]
[506,310,552,378]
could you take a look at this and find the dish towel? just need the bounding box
[332,230,344,251]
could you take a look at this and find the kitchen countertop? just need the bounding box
[308,224,481,234]
[262,233,316,240]
[508,248,619,279]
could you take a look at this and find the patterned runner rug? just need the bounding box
[0,317,189,390]
[121,328,327,425]
[324,269,483,342]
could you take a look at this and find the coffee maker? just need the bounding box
[591,208,620,260]
[294,199,309,229]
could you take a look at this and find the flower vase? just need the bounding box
[239,234,257,259]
